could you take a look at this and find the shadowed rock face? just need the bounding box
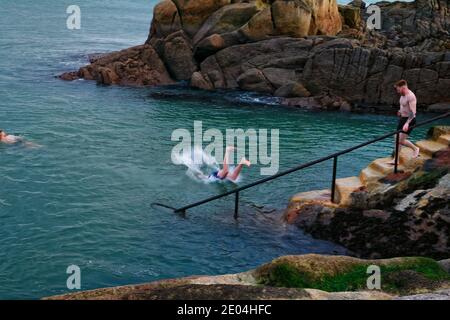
[193,36,450,108]
[59,0,450,112]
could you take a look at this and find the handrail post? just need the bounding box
[394,132,400,174]
[331,156,338,203]
[234,191,239,219]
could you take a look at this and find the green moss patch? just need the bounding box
[405,168,447,191]
[257,257,450,294]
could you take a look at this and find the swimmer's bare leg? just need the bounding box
[227,158,251,181]
[218,146,235,178]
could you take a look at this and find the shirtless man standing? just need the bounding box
[392,80,420,163]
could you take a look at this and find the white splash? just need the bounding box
[174,147,241,184]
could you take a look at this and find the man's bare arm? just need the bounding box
[407,94,417,123]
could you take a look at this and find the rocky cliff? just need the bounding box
[61,0,450,111]
[60,0,450,112]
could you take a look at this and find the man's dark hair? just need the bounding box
[395,80,408,87]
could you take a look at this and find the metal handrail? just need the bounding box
[153,112,449,218]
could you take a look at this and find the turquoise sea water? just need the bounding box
[0,0,446,299]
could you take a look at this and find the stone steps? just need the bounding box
[437,134,450,146]
[394,138,447,171]
[335,176,364,206]
[369,157,404,174]
[399,147,431,170]
[360,166,384,185]
[288,126,449,208]
[290,189,331,203]
[415,140,448,157]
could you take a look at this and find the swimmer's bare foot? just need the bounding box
[413,147,420,158]
[240,158,251,167]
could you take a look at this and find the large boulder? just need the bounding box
[195,37,313,91]
[161,31,198,80]
[171,0,231,37]
[236,68,274,93]
[338,4,361,29]
[190,71,214,90]
[304,0,343,35]
[240,7,275,41]
[271,0,342,37]
[274,82,311,98]
[194,32,246,61]
[192,2,260,44]
[271,0,313,37]
[63,44,175,86]
[148,0,182,39]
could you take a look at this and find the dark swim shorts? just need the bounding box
[397,117,416,135]
[209,170,227,180]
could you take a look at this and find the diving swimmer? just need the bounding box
[209,146,251,182]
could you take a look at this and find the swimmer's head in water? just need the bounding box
[0,130,5,139]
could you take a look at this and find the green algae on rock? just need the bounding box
[254,255,450,294]
[45,254,450,300]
